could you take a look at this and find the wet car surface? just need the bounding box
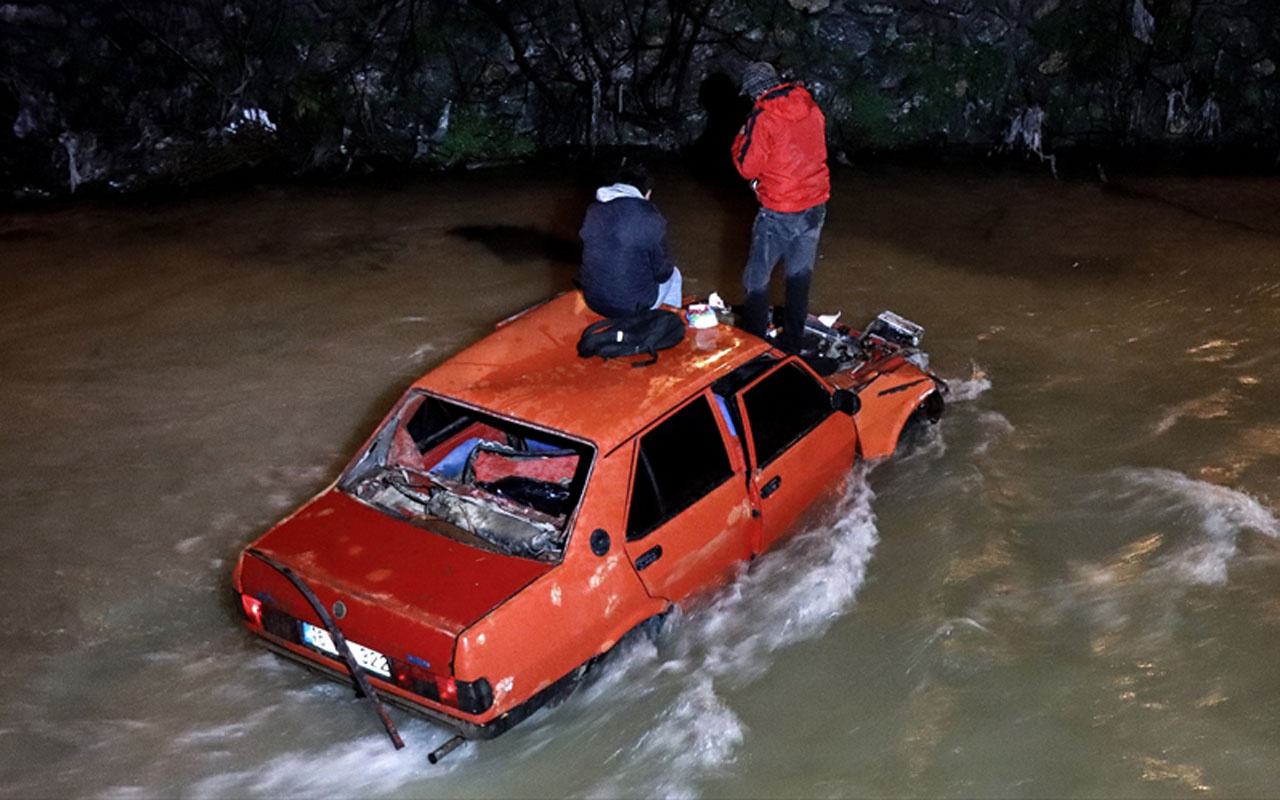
[233,290,944,750]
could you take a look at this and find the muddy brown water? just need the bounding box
[2,165,1279,798]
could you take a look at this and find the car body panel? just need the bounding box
[455,445,667,712]
[247,489,553,633]
[748,409,857,553]
[620,461,756,605]
[850,368,938,459]
[416,292,772,454]
[727,358,860,553]
[618,390,757,604]
[234,290,944,741]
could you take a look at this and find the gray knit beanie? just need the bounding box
[741,61,780,99]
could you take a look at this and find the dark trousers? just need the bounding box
[742,203,826,353]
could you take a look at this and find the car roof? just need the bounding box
[415,291,773,452]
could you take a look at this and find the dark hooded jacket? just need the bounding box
[578,185,675,318]
[731,82,830,213]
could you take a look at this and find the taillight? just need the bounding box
[438,676,458,705]
[386,658,492,714]
[240,593,263,626]
[431,675,493,714]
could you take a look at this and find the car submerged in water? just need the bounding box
[233,290,945,760]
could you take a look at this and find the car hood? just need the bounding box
[250,488,556,636]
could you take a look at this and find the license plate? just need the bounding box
[301,621,391,678]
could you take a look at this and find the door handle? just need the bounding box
[761,475,781,498]
[635,545,663,571]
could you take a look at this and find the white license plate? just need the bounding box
[301,621,391,678]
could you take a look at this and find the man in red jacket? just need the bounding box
[731,61,830,354]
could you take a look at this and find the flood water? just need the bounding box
[2,163,1279,798]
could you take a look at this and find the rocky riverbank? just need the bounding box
[3,0,1276,200]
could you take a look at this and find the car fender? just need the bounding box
[855,371,941,460]
[453,556,666,719]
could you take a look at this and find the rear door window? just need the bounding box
[741,361,833,468]
[627,395,734,540]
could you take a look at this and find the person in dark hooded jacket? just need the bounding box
[731,61,830,353]
[578,163,682,319]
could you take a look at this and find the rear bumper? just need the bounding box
[251,629,496,739]
[251,629,566,741]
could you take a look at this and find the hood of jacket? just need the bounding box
[595,183,647,203]
[757,83,819,122]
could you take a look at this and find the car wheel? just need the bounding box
[896,391,945,452]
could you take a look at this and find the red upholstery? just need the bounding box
[471,450,577,485]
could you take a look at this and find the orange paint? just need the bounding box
[233,291,942,739]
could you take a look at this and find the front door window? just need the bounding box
[735,359,855,553]
[741,361,834,467]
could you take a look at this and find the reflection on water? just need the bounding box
[2,167,1280,797]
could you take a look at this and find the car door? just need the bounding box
[622,391,754,604]
[734,358,856,553]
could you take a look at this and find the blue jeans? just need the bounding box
[652,266,683,309]
[742,203,826,353]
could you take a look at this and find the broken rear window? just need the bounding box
[339,391,594,561]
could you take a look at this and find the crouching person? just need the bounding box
[578,162,682,318]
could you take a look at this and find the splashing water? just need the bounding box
[1114,467,1279,584]
[691,472,879,681]
[945,367,993,404]
[579,471,881,797]
[585,678,745,800]
[974,467,1280,660]
[185,716,465,799]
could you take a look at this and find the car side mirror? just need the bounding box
[832,388,861,416]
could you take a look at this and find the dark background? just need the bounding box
[3,0,1277,200]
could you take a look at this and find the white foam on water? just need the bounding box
[1115,467,1278,584]
[579,471,880,797]
[944,364,992,403]
[976,467,1279,660]
[1150,389,1237,436]
[689,473,879,682]
[406,342,439,360]
[258,464,333,514]
[905,616,1002,687]
[972,410,1014,455]
[585,678,745,800]
[170,706,279,747]
[184,719,465,800]
[173,535,203,555]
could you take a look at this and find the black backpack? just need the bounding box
[577,308,686,367]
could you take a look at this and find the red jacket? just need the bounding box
[731,83,830,213]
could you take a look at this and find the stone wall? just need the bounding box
[2,0,1276,198]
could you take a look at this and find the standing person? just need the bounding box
[731,61,830,353]
[578,162,682,318]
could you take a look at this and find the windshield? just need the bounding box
[338,391,593,561]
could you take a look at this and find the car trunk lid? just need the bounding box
[240,488,554,673]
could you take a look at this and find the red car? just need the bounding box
[233,291,944,760]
